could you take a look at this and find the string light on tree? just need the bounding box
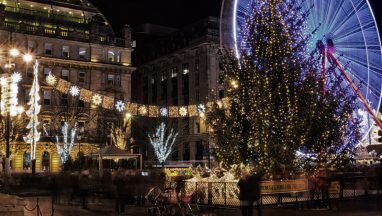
[23,60,41,169]
[55,122,78,163]
[148,122,178,164]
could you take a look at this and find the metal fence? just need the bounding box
[182,176,381,207]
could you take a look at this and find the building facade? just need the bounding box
[132,17,224,165]
[0,0,133,172]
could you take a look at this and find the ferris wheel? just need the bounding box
[221,0,382,141]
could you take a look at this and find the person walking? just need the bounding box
[238,167,262,216]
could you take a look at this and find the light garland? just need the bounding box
[46,73,57,86]
[160,107,168,117]
[179,106,188,117]
[92,94,102,106]
[69,85,80,96]
[115,100,125,112]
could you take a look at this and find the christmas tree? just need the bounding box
[207,0,360,178]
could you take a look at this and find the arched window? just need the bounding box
[23,152,31,170]
[42,151,50,171]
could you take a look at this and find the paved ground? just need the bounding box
[21,196,382,216]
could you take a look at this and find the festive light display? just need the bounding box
[23,61,41,161]
[92,94,102,106]
[207,0,360,177]
[179,106,188,117]
[148,122,178,164]
[46,73,57,86]
[160,107,168,117]
[55,122,78,163]
[69,85,80,96]
[115,100,125,112]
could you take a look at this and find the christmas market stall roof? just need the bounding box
[91,145,142,172]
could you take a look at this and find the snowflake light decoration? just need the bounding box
[197,104,206,114]
[11,72,22,83]
[179,106,188,117]
[46,73,57,86]
[92,94,102,105]
[69,85,80,96]
[115,100,125,112]
[160,107,168,117]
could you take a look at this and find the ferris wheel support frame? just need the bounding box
[324,50,382,130]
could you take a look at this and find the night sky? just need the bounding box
[89,0,223,35]
[89,0,382,37]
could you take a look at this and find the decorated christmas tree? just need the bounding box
[207,0,360,178]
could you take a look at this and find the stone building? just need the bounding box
[132,17,224,165]
[0,0,133,172]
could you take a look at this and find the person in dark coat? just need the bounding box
[114,170,127,213]
[238,167,262,216]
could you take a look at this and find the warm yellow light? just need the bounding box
[230,80,239,89]
[9,48,20,57]
[125,112,132,119]
[23,53,33,62]
[16,106,24,115]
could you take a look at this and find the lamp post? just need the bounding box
[77,126,84,170]
[1,47,32,175]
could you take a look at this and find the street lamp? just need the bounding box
[1,47,33,175]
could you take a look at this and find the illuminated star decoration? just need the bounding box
[46,73,57,86]
[92,94,102,105]
[69,85,80,96]
[179,106,188,117]
[160,107,168,117]
[11,72,22,83]
[115,100,125,112]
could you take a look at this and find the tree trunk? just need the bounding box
[31,159,36,174]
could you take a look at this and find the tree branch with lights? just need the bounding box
[207,0,360,178]
[148,122,178,165]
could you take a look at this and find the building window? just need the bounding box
[78,71,86,83]
[61,69,69,81]
[171,67,178,78]
[61,94,68,106]
[45,43,52,55]
[28,41,36,52]
[183,142,190,161]
[218,73,224,85]
[43,67,51,79]
[161,71,167,81]
[195,73,200,86]
[79,47,86,59]
[107,50,116,62]
[78,100,85,107]
[42,119,51,136]
[43,90,51,105]
[62,45,70,58]
[182,63,189,75]
[151,77,155,84]
[107,74,115,85]
[116,75,121,86]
